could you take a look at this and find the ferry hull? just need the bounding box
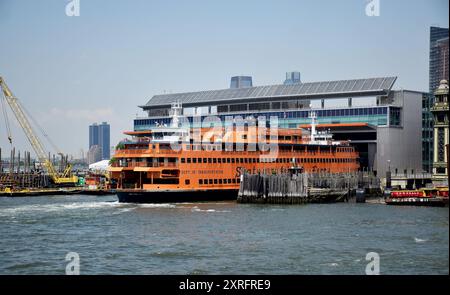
[117,189,239,203]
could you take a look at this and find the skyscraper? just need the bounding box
[423,27,449,172]
[429,27,449,92]
[230,76,253,89]
[284,71,301,85]
[89,122,110,162]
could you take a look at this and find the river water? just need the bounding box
[0,195,448,274]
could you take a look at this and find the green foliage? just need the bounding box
[109,157,117,165]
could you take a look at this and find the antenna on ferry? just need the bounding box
[308,111,317,143]
[169,100,183,128]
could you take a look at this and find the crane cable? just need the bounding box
[0,94,12,145]
[18,99,63,156]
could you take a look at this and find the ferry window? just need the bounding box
[244,158,248,163]
[185,179,190,185]
[214,179,218,184]
[187,158,191,164]
[227,158,231,163]
[209,179,213,184]
[199,179,203,185]
[208,158,212,163]
[213,158,217,163]
[193,158,197,163]
[219,179,223,184]
[203,158,207,163]
[218,158,222,163]
[181,158,186,163]
[197,158,201,163]
[237,178,241,183]
[228,179,232,183]
[252,158,256,163]
[231,158,235,163]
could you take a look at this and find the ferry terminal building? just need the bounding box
[134,76,428,178]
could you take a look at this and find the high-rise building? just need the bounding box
[284,71,301,85]
[429,27,449,92]
[89,122,110,162]
[423,27,449,172]
[431,79,449,186]
[422,93,434,172]
[87,145,102,165]
[230,76,253,89]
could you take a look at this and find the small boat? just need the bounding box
[385,187,449,207]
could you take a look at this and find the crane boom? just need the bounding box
[0,76,78,185]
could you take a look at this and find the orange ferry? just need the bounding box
[109,107,359,203]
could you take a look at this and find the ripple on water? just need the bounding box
[0,197,448,274]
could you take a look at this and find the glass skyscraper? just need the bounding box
[429,27,449,92]
[284,71,301,85]
[230,76,253,89]
[89,122,110,162]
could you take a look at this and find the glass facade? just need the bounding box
[429,27,449,92]
[284,71,301,85]
[230,76,253,89]
[134,106,391,130]
[89,122,110,161]
[422,93,434,172]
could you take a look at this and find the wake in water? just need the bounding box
[0,201,122,216]
[190,206,230,213]
[414,237,428,243]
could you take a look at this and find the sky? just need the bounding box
[0,0,448,158]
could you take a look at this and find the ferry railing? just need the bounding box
[115,149,149,155]
[121,162,179,168]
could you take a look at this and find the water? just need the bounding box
[0,195,448,274]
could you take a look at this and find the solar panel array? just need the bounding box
[143,77,397,108]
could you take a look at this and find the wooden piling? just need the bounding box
[238,171,380,204]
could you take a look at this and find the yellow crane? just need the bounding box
[0,76,78,185]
